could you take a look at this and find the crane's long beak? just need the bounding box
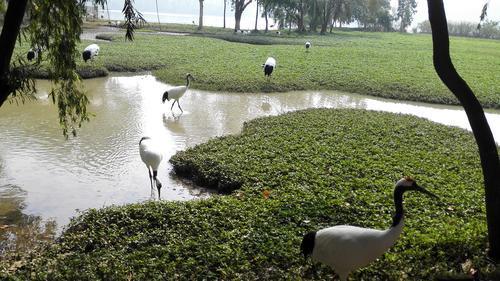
[416,184,439,199]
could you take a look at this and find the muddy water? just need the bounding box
[1,74,499,246]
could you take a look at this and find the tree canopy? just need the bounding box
[0,0,142,137]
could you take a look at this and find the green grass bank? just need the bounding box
[2,109,498,280]
[16,29,500,108]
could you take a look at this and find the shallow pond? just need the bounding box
[1,74,499,248]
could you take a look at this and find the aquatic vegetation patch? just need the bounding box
[2,109,498,280]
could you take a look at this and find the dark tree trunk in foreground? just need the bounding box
[0,0,29,107]
[427,0,500,260]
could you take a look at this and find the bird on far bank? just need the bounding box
[305,41,311,52]
[82,43,100,62]
[139,137,163,200]
[300,177,438,281]
[262,57,276,77]
[162,73,194,113]
[27,46,42,61]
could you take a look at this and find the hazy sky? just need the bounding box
[107,0,500,26]
[408,0,500,25]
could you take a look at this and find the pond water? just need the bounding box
[1,74,499,250]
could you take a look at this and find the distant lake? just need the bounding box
[97,9,276,31]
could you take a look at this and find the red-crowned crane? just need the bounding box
[262,57,276,77]
[139,137,163,199]
[300,177,438,281]
[305,41,311,51]
[162,73,195,113]
[27,47,41,61]
[82,44,100,62]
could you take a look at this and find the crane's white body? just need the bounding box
[305,41,311,50]
[139,137,163,199]
[82,44,100,62]
[312,219,404,281]
[264,57,276,68]
[166,85,188,101]
[139,139,163,172]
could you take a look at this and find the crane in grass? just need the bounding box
[300,177,438,281]
[82,44,100,62]
[262,57,276,77]
[305,41,311,52]
[162,73,195,113]
[139,137,163,199]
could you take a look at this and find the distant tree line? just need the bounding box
[417,19,500,40]
[255,0,396,33]
[203,0,416,33]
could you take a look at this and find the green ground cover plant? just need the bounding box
[15,29,500,108]
[2,109,498,280]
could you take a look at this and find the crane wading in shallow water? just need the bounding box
[139,137,163,199]
[82,43,100,62]
[300,177,438,281]
[262,57,276,77]
[162,73,195,113]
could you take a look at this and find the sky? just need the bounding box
[405,0,500,26]
[105,0,500,28]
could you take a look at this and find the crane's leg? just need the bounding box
[170,100,175,111]
[177,100,183,113]
[153,170,162,200]
[146,166,153,196]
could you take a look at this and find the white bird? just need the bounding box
[262,57,276,77]
[139,137,163,199]
[162,73,195,113]
[305,41,311,51]
[300,177,438,281]
[82,43,100,62]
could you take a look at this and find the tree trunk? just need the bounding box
[254,0,258,31]
[298,0,305,32]
[264,8,268,32]
[0,0,29,108]
[155,0,161,30]
[235,12,242,31]
[234,0,252,32]
[198,0,203,30]
[427,0,500,260]
[223,0,226,28]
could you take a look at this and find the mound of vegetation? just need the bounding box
[2,109,497,280]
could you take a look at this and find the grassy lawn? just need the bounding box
[2,109,498,280]
[15,28,500,108]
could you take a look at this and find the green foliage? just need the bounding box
[0,0,5,14]
[20,0,89,137]
[2,109,498,279]
[397,0,417,32]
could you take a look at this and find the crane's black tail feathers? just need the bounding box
[162,91,169,103]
